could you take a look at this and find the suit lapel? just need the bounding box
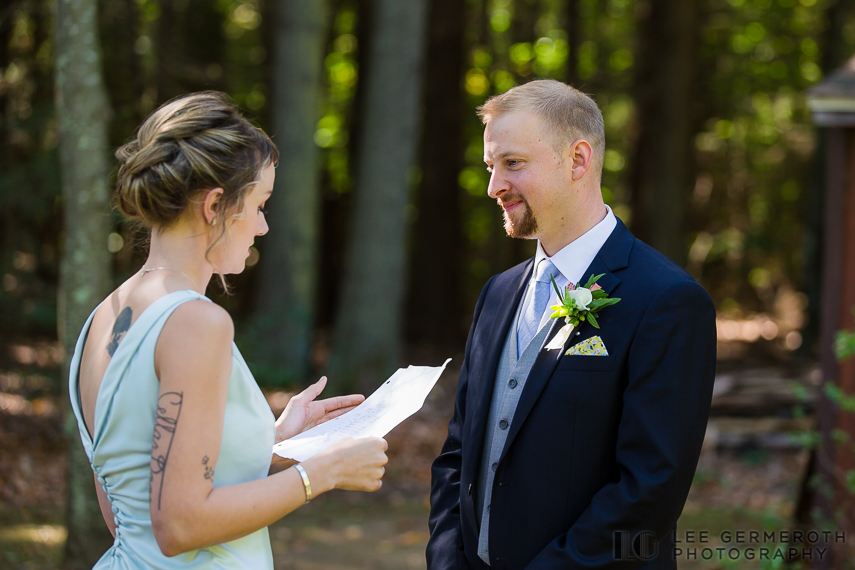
[498,221,633,463]
[463,260,532,480]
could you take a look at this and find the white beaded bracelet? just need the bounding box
[294,464,312,503]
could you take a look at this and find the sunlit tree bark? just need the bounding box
[331,0,428,390]
[252,0,329,384]
[54,0,114,567]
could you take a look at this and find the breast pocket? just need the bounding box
[555,354,616,371]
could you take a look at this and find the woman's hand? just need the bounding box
[303,437,388,493]
[274,377,365,443]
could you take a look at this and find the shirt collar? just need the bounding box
[534,205,617,285]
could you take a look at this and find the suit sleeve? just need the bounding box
[527,279,717,569]
[427,276,495,570]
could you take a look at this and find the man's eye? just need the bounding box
[507,160,519,167]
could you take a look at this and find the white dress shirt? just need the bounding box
[517,205,617,337]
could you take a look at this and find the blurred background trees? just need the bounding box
[3,0,853,386]
[3,0,855,563]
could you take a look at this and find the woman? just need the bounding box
[69,92,388,569]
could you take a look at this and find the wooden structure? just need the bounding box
[807,54,855,568]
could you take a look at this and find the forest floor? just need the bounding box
[0,341,835,569]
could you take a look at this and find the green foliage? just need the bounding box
[824,383,855,413]
[0,6,62,341]
[319,4,360,195]
[688,0,833,310]
[789,428,821,449]
[847,470,855,496]
[835,309,855,362]
[837,330,855,362]
[235,314,300,389]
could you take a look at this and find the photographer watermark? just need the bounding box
[613,529,846,562]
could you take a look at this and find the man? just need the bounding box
[427,80,716,569]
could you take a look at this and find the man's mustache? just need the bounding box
[498,193,528,209]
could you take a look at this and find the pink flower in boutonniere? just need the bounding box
[566,282,575,291]
[590,283,603,292]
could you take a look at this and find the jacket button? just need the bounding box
[467,483,473,496]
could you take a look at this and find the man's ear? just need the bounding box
[567,140,594,181]
[202,188,224,225]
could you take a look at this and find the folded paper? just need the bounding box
[273,358,451,462]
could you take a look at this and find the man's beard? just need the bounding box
[501,195,538,238]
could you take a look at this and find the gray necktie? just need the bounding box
[518,259,558,354]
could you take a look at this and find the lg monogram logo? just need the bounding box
[613,530,658,561]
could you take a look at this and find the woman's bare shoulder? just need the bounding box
[160,299,234,347]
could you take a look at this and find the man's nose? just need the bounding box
[486,170,509,199]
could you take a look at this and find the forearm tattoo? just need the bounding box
[202,455,215,481]
[106,307,132,356]
[150,392,183,510]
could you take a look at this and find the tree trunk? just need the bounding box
[252,0,329,385]
[331,0,428,390]
[54,0,115,567]
[563,0,580,86]
[628,0,699,266]
[0,6,11,356]
[406,0,466,349]
[97,0,146,149]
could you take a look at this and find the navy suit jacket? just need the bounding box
[427,219,717,570]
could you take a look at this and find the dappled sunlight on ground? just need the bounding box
[0,346,829,569]
[269,497,429,569]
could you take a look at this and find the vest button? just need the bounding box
[508,378,517,389]
[491,462,498,472]
[499,419,508,430]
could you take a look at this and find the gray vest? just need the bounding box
[476,300,552,564]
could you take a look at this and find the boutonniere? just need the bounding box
[543,274,621,352]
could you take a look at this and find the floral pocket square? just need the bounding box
[565,335,609,356]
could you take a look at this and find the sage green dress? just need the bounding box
[69,290,275,569]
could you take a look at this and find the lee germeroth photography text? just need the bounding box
[613,529,847,562]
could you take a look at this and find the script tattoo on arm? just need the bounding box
[202,455,214,481]
[150,391,183,510]
[106,307,133,357]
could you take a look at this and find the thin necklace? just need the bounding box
[140,266,200,291]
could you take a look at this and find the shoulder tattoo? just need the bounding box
[106,306,133,357]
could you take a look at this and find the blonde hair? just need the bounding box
[114,91,278,286]
[477,79,605,171]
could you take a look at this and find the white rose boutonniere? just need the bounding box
[543,274,621,352]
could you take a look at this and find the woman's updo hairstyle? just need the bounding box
[115,91,278,237]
